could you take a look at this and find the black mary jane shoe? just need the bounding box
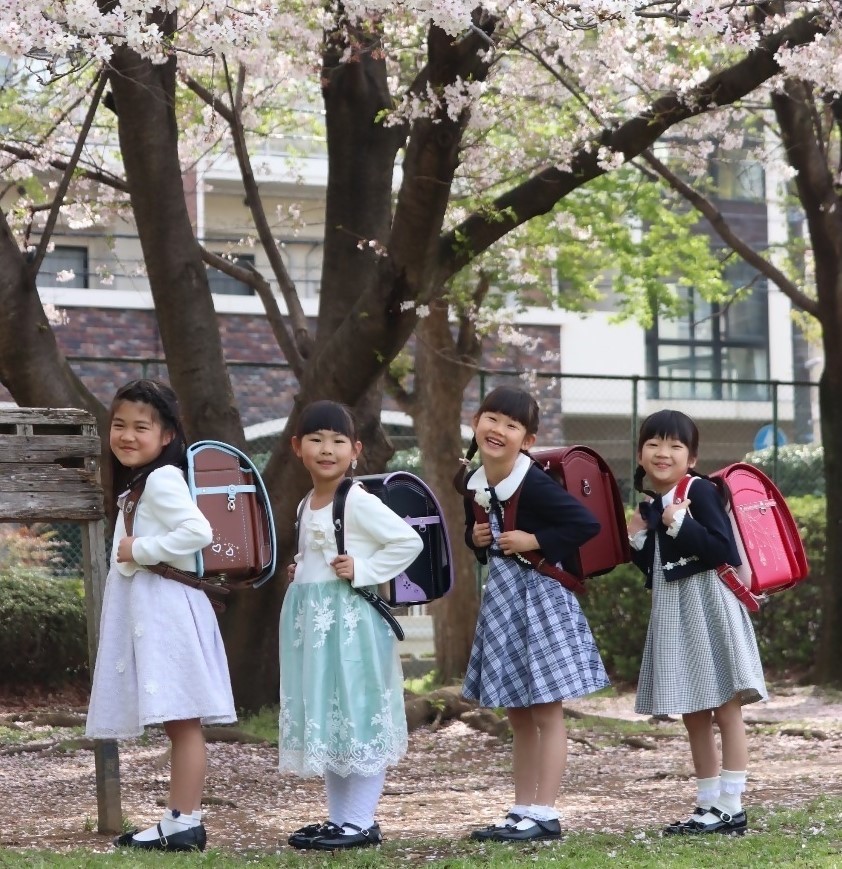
[113,829,139,847]
[490,817,562,842]
[123,823,207,851]
[663,806,747,837]
[287,821,341,850]
[309,822,382,850]
[470,813,523,841]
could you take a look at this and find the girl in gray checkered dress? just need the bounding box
[455,386,609,843]
[628,409,767,838]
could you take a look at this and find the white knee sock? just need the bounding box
[341,770,386,832]
[716,769,747,814]
[132,808,198,842]
[696,775,720,810]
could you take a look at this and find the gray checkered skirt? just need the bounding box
[462,541,609,709]
[635,539,767,716]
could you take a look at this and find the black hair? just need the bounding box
[295,400,357,441]
[109,379,188,506]
[633,408,726,502]
[453,386,540,495]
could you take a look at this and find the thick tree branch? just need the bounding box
[438,10,831,282]
[638,148,819,316]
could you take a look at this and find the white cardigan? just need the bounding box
[296,482,423,589]
[115,465,213,577]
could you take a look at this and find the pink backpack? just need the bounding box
[674,464,809,612]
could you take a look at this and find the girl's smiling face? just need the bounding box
[473,410,536,477]
[110,400,174,469]
[638,435,696,494]
[292,428,361,486]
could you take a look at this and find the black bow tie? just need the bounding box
[639,496,664,531]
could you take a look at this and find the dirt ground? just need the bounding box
[1,682,841,854]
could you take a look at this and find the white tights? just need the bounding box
[324,769,386,830]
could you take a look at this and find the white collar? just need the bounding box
[466,452,532,501]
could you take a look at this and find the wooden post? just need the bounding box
[0,408,122,834]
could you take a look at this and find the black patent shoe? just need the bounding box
[123,823,207,851]
[113,829,139,847]
[490,817,562,842]
[287,821,341,850]
[663,806,747,836]
[309,822,382,850]
[470,813,523,841]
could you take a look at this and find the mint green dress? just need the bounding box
[278,497,420,777]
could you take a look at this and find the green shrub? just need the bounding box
[0,571,89,685]
[582,494,825,683]
[743,443,824,497]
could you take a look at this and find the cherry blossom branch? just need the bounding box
[437,10,831,282]
[28,68,108,276]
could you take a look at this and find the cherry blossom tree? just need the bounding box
[0,0,839,704]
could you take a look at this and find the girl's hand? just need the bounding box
[627,508,647,536]
[472,522,492,548]
[331,554,355,582]
[116,536,136,563]
[663,498,691,527]
[287,562,296,581]
[497,530,538,555]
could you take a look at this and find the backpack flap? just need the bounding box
[188,441,277,588]
[714,463,809,595]
[532,446,631,579]
[354,471,454,606]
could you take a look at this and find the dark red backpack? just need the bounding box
[472,445,630,594]
[674,464,808,612]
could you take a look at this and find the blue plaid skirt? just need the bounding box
[463,542,609,709]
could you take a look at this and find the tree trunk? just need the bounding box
[772,79,842,683]
[106,36,244,448]
[411,300,482,681]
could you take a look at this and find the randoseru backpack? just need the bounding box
[673,464,808,612]
[124,440,277,611]
[471,445,630,594]
[296,473,454,642]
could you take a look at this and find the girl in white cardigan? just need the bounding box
[86,379,235,852]
[279,401,422,851]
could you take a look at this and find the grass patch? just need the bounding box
[236,706,279,746]
[403,669,443,695]
[4,797,842,866]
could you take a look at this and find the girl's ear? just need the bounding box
[688,455,697,469]
[353,440,363,460]
[162,429,174,447]
[523,432,537,451]
[291,436,302,458]
[471,412,480,433]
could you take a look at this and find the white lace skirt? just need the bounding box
[278,578,407,777]
[86,566,236,738]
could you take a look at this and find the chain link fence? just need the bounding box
[4,370,822,579]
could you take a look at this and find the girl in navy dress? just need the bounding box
[456,386,608,842]
[627,409,766,836]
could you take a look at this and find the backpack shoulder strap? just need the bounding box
[673,474,693,504]
[122,482,145,536]
[332,477,356,554]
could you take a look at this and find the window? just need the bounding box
[647,261,770,401]
[709,147,765,202]
[39,245,88,288]
[207,254,256,296]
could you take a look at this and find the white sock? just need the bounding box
[132,809,198,842]
[341,771,386,832]
[527,804,560,822]
[511,804,531,818]
[696,775,720,810]
[191,808,204,824]
[716,769,747,814]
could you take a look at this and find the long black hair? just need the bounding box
[453,385,540,496]
[633,408,727,502]
[109,379,188,506]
